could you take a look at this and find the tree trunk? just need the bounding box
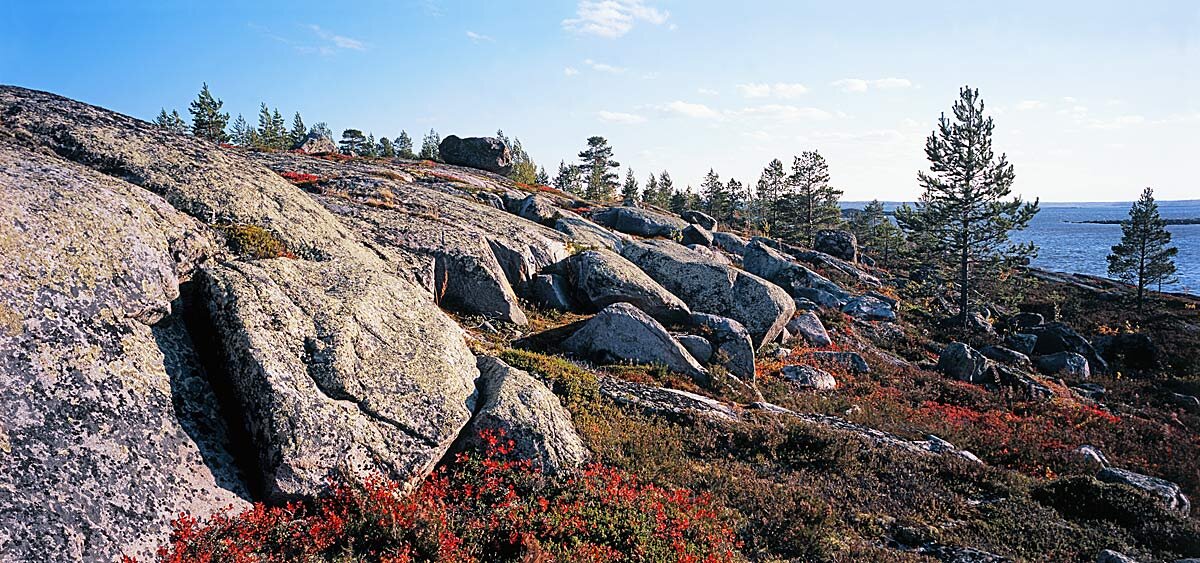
[959,245,970,333]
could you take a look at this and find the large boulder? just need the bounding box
[0,144,249,562]
[294,132,337,155]
[515,194,564,226]
[201,258,480,501]
[810,351,870,374]
[690,313,756,381]
[937,342,993,384]
[1094,332,1160,371]
[555,215,632,252]
[1030,322,1108,374]
[437,135,514,175]
[712,231,749,256]
[1036,351,1091,378]
[743,240,850,305]
[681,224,714,247]
[561,249,690,324]
[788,312,832,347]
[591,206,689,238]
[562,303,708,384]
[526,274,575,312]
[460,356,589,473]
[676,334,714,363]
[980,345,1032,370]
[681,210,717,230]
[1097,467,1191,516]
[814,229,858,262]
[621,240,795,348]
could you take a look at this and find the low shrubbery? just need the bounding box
[215,224,295,260]
[133,430,740,563]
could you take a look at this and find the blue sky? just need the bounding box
[2,0,1197,201]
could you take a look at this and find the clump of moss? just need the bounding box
[498,348,600,411]
[215,224,295,260]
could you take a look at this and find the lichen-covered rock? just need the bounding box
[676,334,714,363]
[743,240,850,305]
[555,215,632,252]
[682,210,717,230]
[1097,467,1191,516]
[938,342,992,383]
[1007,333,1038,356]
[621,240,794,348]
[201,258,479,501]
[681,224,714,246]
[461,356,589,473]
[438,135,513,175]
[562,303,709,384]
[562,249,690,324]
[526,274,575,312]
[814,229,858,262]
[811,351,871,374]
[591,206,688,238]
[294,132,337,154]
[781,365,837,390]
[690,313,756,381]
[712,231,749,256]
[1030,322,1108,374]
[980,345,1032,370]
[515,194,564,226]
[842,294,896,321]
[787,311,832,347]
[0,144,248,562]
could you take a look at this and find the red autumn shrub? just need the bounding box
[278,171,320,184]
[131,430,740,563]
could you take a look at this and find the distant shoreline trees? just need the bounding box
[1107,187,1178,313]
[187,83,229,143]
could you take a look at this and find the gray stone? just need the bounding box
[686,243,733,265]
[1097,550,1141,563]
[743,240,849,304]
[842,294,896,321]
[681,209,717,230]
[1006,333,1038,356]
[691,312,756,381]
[1072,383,1107,400]
[476,191,505,209]
[1171,392,1200,412]
[1076,445,1110,466]
[1030,322,1108,374]
[591,206,688,238]
[527,274,575,312]
[1009,312,1044,329]
[814,229,857,262]
[810,351,871,374]
[1036,351,1090,378]
[793,297,819,311]
[202,258,480,501]
[1097,467,1191,516]
[979,345,1032,370]
[294,132,337,154]
[562,249,690,324]
[562,303,709,384]
[462,356,589,473]
[781,365,837,390]
[515,194,563,226]
[555,215,631,252]
[787,312,832,347]
[676,334,714,363]
[600,376,738,422]
[621,240,795,348]
[938,342,993,383]
[712,231,749,255]
[438,135,514,175]
[681,224,714,246]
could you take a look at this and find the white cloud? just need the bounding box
[598,110,647,124]
[1089,115,1145,130]
[562,0,670,38]
[737,82,809,99]
[584,58,626,73]
[831,77,912,93]
[734,104,833,121]
[308,24,365,51]
[1016,100,1045,111]
[697,87,719,96]
[465,30,493,42]
[660,100,721,119]
[564,66,579,76]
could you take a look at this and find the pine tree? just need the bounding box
[755,158,787,233]
[1107,187,1178,313]
[536,166,550,186]
[420,129,441,160]
[894,86,1039,331]
[289,112,307,148]
[187,83,229,142]
[578,136,620,201]
[309,122,333,140]
[724,177,745,227]
[378,136,395,158]
[621,167,640,203]
[255,104,277,149]
[775,150,842,247]
[154,108,188,133]
[641,173,659,206]
[363,133,378,157]
[339,129,366,155]
[271,109,287,149]
[229,114,252,146]
[656,171,674,208]
[700,169,728,220]
[395,131,415,159]
[508,137,538,184]
[669,188,688,214]
[553,161,583,195]
[851,200,905,267]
